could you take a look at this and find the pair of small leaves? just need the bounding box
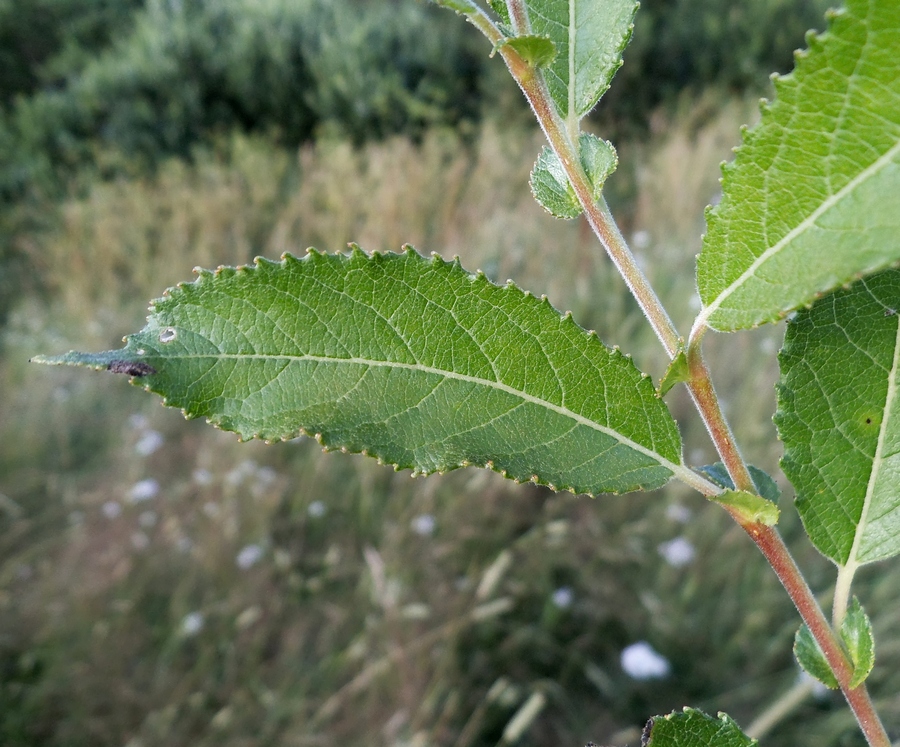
[437,0,637,125]
[794,598,875,689]
[530,133,617,219]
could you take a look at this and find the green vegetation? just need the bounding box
[4,0,896,745]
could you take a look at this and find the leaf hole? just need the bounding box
[159,327,177,343]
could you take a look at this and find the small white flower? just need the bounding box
[411,514,436,536]
[102,500,122,519]
[134,430,164,456]
[621,641,671,680]
[127,479,159,503]
[192,468,213,486]
[657,537,696,567]
[254,466,277,488]
[665,503,692,524]
[236,544,264,570]
[180,611,204,636]
[632,230,651,250]
[307,500,326,518]
[226,460,257,486]
[128,413,149,430]
[551,586,574,609]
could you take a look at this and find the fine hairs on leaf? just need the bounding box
[31,0,900,745]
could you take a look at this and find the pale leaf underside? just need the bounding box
[34,249,685,496]
[776,270,900,565]
[697,0,900,331]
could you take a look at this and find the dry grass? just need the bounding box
[2,104,897,747]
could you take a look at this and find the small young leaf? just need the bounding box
[658,347,689,397]
[487,0,510,24]
[776,270,900,565]
[696,463,781,504]
[794,625,840,689]
[34,249,685,496]
[642,708,756,746]
[713,490,780,526]
[842,597,875,688]
[696,0,900,331]
[496,35,556,68]
[530,133,617,218]
[525,0,638,122]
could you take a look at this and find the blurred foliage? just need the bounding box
[606,0,832,128]
[0,0,490,201]
[0,0,831,326]
[0,0,832,199]
[3,112,897,747]
[0,0,144,105]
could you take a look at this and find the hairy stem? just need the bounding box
[686,329,756,492]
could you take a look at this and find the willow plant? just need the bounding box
[34,0,900,743]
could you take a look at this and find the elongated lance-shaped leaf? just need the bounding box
[33,249,685,495]
[523,0,637,124]
[696,0,900,332]
[776,270,900,565]
[642,708,756,747]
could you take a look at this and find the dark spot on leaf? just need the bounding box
[866,418,872,424]
[885,308,896,316]
[107,360,156,377]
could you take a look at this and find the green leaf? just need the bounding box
[525,0,638,123]
[658,346,689,397]
[33,248,685,496]
[696,0,900,331]
[842,597,875,688]
[713,490,780,527]
[776,270,900,565]
[487,0,510,24]
[496,35,556,68]
[794,624,840,689]
[695,463,781,503]
[642,708,756,747]
[530,133,617,218]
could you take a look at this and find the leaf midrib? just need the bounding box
[698,137,900,328]
[568,0,576,126]
[845,299,900,566]
[156,350,687,475]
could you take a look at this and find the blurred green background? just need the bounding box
[3,1,898,745]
